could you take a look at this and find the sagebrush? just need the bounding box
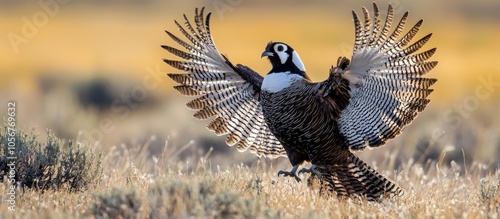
[0,127,102,191]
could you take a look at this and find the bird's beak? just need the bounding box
[261,51,273,58]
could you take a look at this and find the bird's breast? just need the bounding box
[261,72,304,93]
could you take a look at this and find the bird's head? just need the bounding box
[261,42,307,77]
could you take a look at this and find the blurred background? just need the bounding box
[0,0,499,169]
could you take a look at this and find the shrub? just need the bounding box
[0,127,102,191]
[91,187,141,219]
[148,177,281,218]
[480,171,500,201]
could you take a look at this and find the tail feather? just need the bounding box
[316,153,404,201]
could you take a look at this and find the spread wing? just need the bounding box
[163,8,286,158]
[336,3,438,150]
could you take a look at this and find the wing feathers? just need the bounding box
[368,3,380,45]
[165,8,286,158]
[186,96,215,110]
[179,14,203,45]
[207,117,229,135]
[339,3,437,151]
[168,73,222,85]
[164,31,198,54]
[164,59,211,74]
[375,4,394,48]
[389,48,436,66]
[402,33,433,56]
[361,7,372,47]
[383,11,408,52]
[352,10,363,52]
[161,45,197,60]
[382,61,438,75]
[396,19,423,49]
[173,85,200,96]
[195,9,211,44]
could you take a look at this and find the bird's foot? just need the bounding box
[277,165,301,182]
[278,170,301,182]
[298,165,322,180]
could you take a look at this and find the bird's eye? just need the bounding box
[277,45,284,52]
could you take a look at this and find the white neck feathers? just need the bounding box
[292,51,306,72]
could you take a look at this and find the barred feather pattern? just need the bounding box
[260,73,404,201]
[164,8,286,158]
[260,3,437,200]
[339,3,438,150]
[315,153,404,201]
[261,79,340,166]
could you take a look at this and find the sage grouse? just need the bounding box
[164,3,437,201]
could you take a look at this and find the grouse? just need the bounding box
[163,3,437,201]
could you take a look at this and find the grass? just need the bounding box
[0,128,498,218]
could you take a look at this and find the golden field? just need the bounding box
[0,0,499,218]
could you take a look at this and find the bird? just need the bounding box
[163,3,437,201]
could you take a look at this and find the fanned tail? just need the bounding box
[316,153,404,201]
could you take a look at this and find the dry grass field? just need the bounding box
[0,0,500,218]
[0,128,499,218]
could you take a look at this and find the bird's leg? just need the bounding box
[278,165,301,182]
[298,165,322,180]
